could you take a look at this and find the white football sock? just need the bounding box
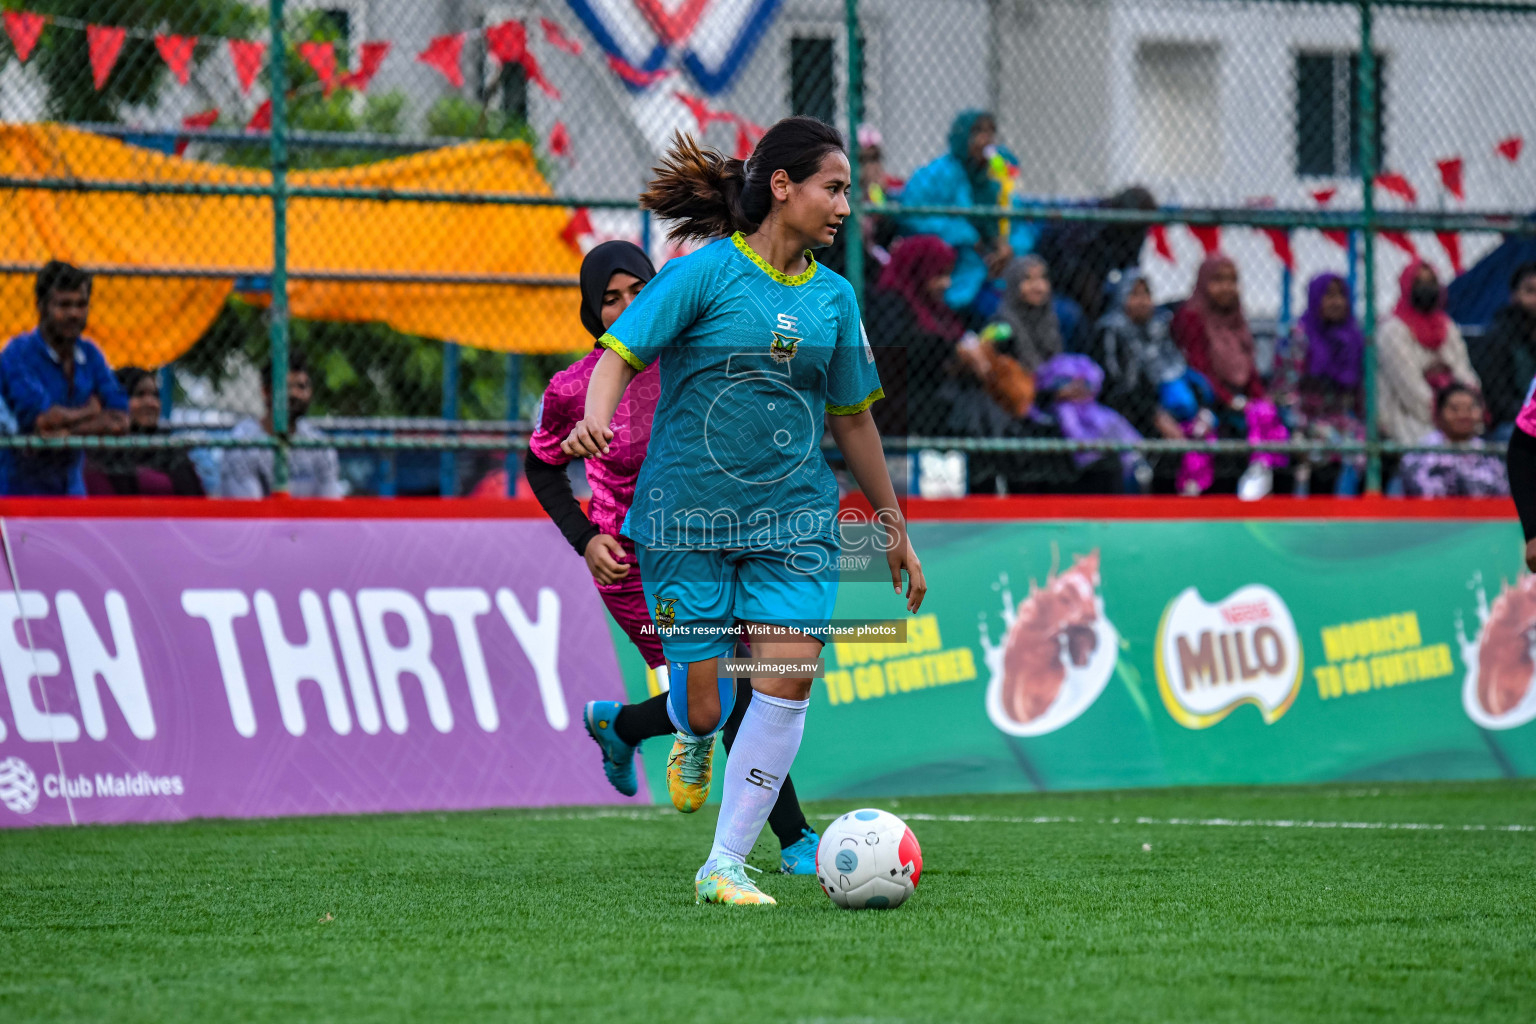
[700,692,808,875]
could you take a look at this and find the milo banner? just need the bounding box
[610,513,1536,797]
[0,515,642,827]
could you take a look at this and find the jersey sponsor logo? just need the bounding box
[745,767,779,788]
[654,595,678,628]
[769,331,800,363]
[1155,584,1302,729]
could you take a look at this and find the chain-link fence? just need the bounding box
[1,0,1532,497]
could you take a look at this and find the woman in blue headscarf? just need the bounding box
[899,110,1038,316]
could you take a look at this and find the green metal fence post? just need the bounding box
[268,0,291,494]
[843,0,864,314]
[1358,0,1381,494]
[440,342,460,497]
[504,352,523,497]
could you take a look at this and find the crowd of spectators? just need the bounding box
[0,261,341,499]
[833,108,1524,498]
[4,107,1530,501]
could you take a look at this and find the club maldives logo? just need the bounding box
[1455,572,1536,731]
[1155,585,1302,729]
[982,551,1119,738]
[0,756,39,815]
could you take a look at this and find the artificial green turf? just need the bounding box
[2,780,1534,1023]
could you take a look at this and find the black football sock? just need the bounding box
[613,692,673,746]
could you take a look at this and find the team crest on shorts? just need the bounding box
[769,331,800,363]
[654,596,678,628]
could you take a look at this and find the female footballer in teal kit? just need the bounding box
[562,117,926,905]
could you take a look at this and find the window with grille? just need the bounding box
[1295,51,1386,177]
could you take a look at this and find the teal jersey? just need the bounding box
[600,232,883,552]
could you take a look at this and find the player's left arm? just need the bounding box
[826,409,925,613]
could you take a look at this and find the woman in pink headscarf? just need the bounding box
[1171,254,1264,408]
[1170,254,1287,495]
[1376,260,1480,443]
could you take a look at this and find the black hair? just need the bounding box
[639,116,846,242]
[116,366,155,396]
[1434,382,1481,417]
[1510,260,1536,293]
[260,350,310,392]
[35,260,91,304]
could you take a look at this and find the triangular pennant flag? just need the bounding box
[298,40,337,97]
[607,54,671,88]
[1148,224,1175,263]
[549,120,571,159]
[1262,228,1295,271]
[1381,231,1418,259]
[176,109,219,156]
[228,39,266,94]
[339,40,390,91]
[1436,231,1463,276]
[560,207,595,252]
[674,91,729,130]
[485,19,528,64]
[1321,229,1349,249]
[1435,156,1465,201]
[541,18,583,55]
[4,11,46,63]
[1188,224,1221,255]
[1310,187,1337,205]
[1373,172,1417,204]
[155,34,197,86]
[521,49,560,100]
[86,24,126,91]
[417,33,465,89]
[1496,135,1524,163]
[247,99,272,132]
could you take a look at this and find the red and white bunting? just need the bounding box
[417,33,466,89]
[155,34,198,86]
[4,10,46,63]
[86,24,126,91]
[227,38,266,94]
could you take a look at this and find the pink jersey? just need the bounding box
[527,347,661,540]
[1518,377,1536,438]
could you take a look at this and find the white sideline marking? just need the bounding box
[898,813,1536,832]
[511,808,1535,832]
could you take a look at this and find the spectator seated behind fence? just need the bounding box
[1088,269,1203,443]
[0,261,128,496]
[1470,260,1536,437]
[1170,254,1289,495]
[866,235,968,438]
[83,367,205,497]
[1377,259,1480,444]
[1033,186,1157,326]
[1398,384,1508,498]
[898,110,1038,319]
[1033,353,1145,493]
[980,255,1084,371]
[219,350,343,498]
[1271,272,1367,493]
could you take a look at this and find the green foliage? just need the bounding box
[3,0,258,123]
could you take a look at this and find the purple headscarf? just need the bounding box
[1301,272,1364,390]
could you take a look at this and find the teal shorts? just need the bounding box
[636,542,840,663]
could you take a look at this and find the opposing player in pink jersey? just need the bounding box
[524,240,821,873]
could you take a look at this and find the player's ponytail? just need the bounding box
[641,116,846,243]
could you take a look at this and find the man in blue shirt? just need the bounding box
[0,262,129,495]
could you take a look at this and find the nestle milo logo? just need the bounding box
[1155,585,1302,729]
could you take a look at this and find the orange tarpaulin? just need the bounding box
[0,123,587,368]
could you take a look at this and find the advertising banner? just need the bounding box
[614,514,1536,800]
[0,516,642,827]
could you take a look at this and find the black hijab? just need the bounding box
[579,240,657,340]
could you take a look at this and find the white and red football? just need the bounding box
[816,808,922,909]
